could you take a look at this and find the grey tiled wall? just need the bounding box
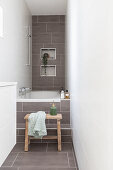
[32,15,65,90]
[17,100,70,126]
[16,100,71,143]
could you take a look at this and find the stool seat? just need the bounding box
[24,113,62,152]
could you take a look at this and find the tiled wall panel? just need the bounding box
[32,15,65,90]
[16,100,71,143]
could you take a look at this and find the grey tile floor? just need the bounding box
[1,143,78,170]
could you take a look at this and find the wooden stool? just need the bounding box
[24,114,62,152]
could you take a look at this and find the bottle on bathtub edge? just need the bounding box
[60,87,65,99]
[65,90,70,99]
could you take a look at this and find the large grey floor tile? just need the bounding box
[2,153,18,167]
[47,143,74,152]
[29,143,47,152]
[0,168,18,170]
[13,152,69,168]
[68,152,76,168]
[62,143,74,152]
[19,167,44,170]
[2,161,13,167]
[12,143,47,153]
[11,143,24,152]
[44,168,77,170]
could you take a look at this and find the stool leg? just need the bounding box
[57,120,61,151]
[24,119,29,151]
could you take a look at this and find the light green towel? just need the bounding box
[28,111,47,138]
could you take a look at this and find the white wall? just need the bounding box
[66,0,113,170]
[0,0,32,90]
[0,83,17,167]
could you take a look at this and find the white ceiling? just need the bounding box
[25,0,67,15]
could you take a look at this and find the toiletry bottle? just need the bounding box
[50,103,57,115]
[65,90,70,99]
[61,89,65,99]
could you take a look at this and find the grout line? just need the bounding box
[11,152,19,167]
[53,77,54,88]
[46,23,47,32]
[46,143,48,152]
[72,149,78,169]
[67,152,70,168]
[22,102,23,112]
[60,100,61,112]
[17,110,70,113]
[51,32,52,44]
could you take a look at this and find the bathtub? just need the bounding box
[17,90,61,102]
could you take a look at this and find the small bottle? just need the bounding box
[61,90,65,99]
[65,90,70,99]
[50,103,57,115]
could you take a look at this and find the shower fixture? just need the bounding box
[26,26,31,66]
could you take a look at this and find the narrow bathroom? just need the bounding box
[0,0,77,170]
[0,0,113,170]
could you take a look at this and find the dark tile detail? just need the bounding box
[32,86,55,91]
[17,123,25,129]
[61,129,72,136]
[32,16,38,23]
[47,129,57,136]
[47,23,65,32]
[38,15,60,23]
[2,153,18,167]
[32,23,46,34]
[17,102,22,112]
[32,76,54,88]
[44,43,65,54]
[54,77,65,88]
[29,143,47,152]
[2,161,13,167]
[32,33,51,44]
[17,112,29,124]
[60,15,65,23]
[68,152,76,168]
[32,15,65,90]
[61,100,70,112]
[52,33,65,43]
[23,102,60,112]
[0,168,18,170]
[19,167,44,170]
[11,143,24,152]
[13,152,68,167]
[32,55,41,66]
[18,129,25,135]
[1,142,79,170]
[45,168,76,170]
[62,143,74,152]
[56,66,65,76]
[49,112,70,124]
[17,136,25,143]
[47,143,73,153]
[32,44,43,55]
[62,136,72,143]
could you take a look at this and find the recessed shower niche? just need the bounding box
[40,65,56,76]
[40,48,56,60]
[40,48,56,76]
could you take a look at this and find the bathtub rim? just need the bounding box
[16,98,61,102]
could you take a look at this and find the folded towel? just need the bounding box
[28,111,47,138]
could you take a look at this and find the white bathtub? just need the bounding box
[17,90,61,102]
